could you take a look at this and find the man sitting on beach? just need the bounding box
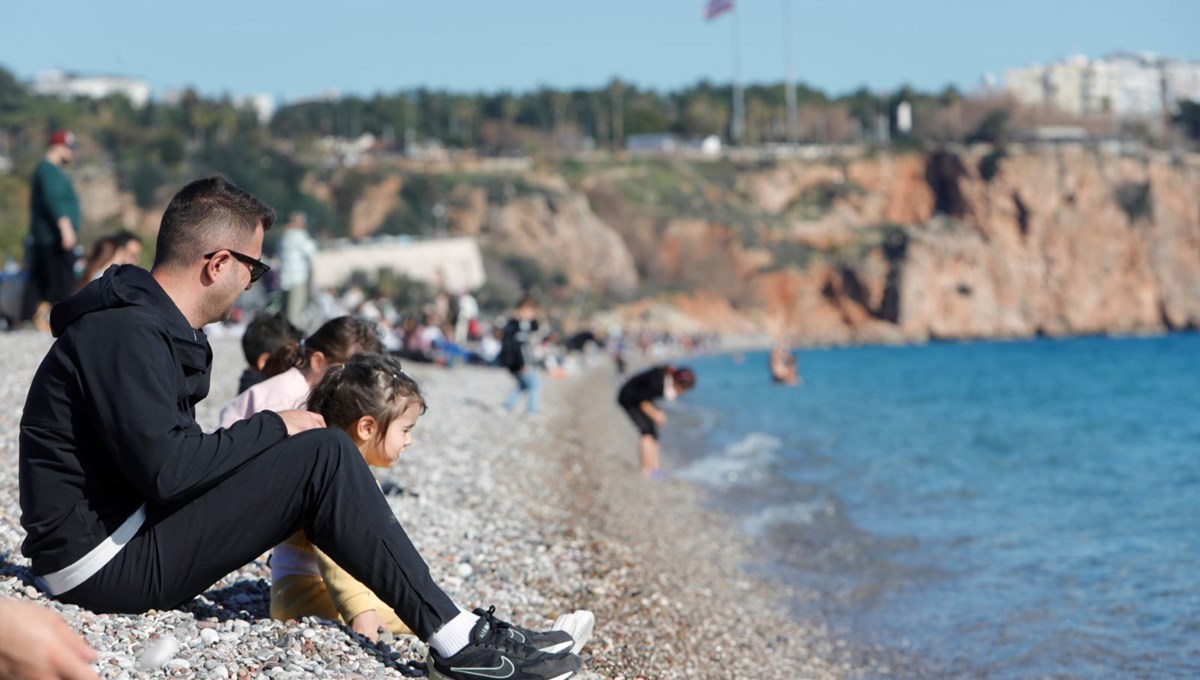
[18,176,581,680]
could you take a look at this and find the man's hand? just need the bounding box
[0,599,99,680]
[349,610,382,642]
[275,410,325,435]
[58,219,76,251]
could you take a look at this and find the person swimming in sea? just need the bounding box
[769,344,801,386]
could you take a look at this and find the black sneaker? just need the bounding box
[427,612,581,680]
[473,606,575,654]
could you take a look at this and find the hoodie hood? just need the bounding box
[52,265,181,335]
[50,266,208,372]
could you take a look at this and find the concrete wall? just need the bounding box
[310,236,485,292]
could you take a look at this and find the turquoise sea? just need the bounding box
[662,335,1200,678]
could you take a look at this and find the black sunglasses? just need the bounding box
[204,249,271,283]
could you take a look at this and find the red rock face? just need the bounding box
[596,149,1200,342]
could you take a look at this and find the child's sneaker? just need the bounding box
[551,610,595,655]
[427,612,581,680]
[473,606,574,654]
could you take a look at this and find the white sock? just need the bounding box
[429,611,480,658]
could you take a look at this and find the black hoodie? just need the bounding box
[19,265,287,576]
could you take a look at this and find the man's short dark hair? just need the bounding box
[241,313,303,367]
[153,176,275,269]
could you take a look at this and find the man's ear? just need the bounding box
[201,251,229,284]
[255,352,270,371]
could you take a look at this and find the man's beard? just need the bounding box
[202,286,240,326]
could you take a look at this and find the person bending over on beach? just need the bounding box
[0,598,99,680]
[19,176,581,680]
[235,313,303,394]
[273,352,595,652]
[617,364,697,477]
[218,315,381,428]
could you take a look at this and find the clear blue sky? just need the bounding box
[2,0,1197,101]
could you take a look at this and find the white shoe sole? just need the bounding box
[429,665,576,680]
[551,610,596,655]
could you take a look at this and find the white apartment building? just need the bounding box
[1043,55,1089,116]
[1003,52,1200,119]
[1004,65,1046,107]
[1163,59,1200,108]
[1106,53,1163,118]
[32,70,151,108]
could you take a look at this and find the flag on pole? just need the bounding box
[704,0,734,21]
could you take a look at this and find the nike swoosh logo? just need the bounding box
[507,629,526,643]
[451,657,516,679]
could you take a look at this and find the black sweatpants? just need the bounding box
[56,429,460,640]
[21,243,75,319]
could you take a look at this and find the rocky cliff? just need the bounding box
[71,148,1200,344]
[579,149,1200,343]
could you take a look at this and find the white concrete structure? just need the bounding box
[310,236,485,293]
[33,70,151,108]
[626,133,680,154]
[896,101,913,134]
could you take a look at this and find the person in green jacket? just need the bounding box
[23,130,81,330]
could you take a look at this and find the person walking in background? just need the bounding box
[500,295,542,414]
[0,598,99,680]
[617,364,697,478]
[22,130,82,332]
[278,210,317,330]
[452,289,479,344]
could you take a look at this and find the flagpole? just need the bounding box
[784,0,797,143]
[732,6,744,143]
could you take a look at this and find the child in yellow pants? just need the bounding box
[267,353,428,640]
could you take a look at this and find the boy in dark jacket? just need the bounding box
[500,295,541,414]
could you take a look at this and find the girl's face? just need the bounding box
[362,401,422,468]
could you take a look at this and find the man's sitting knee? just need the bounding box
[289,427,359,462]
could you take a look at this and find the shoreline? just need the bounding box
[538,363,920,679]
[0,332,881,678]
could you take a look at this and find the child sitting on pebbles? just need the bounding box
[247,351,594,674]
[219,316,380,429]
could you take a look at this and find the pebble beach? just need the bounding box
[0,331,877,679]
